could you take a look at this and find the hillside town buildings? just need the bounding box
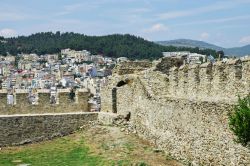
[163,51,207,64]
[0,49,116,111]
[1,49,244,111]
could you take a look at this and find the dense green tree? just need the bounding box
[216,50,225,59]
[229,95,250,146]
[0,32,217,60]
[0,43,7,55]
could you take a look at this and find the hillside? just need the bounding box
[225,45,250,56]
[157,39,223,51]
[0,32,217,60]
[157,39,250,56]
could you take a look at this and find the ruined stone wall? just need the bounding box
[113,61,152,75]
[0,93,7,113]
[100,57,250,165]
[0,89,89,115]
[0,112,98,147]
[77,91,90,110]
[165,58,249,102]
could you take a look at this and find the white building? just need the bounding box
[117,57,129,63]
[162,51,190,58]
[162,51,207,64]
[61,49,91,62]
[188,53,207,64]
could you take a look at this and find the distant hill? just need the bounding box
[156,39,250,56]
[0,32,218,60]
[225,45,250,56]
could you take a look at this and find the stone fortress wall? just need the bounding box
[100,57,250,165]
[0,112,98,147]
[112,61,153,75]
[0,88,95,147]
[0,89,89,114]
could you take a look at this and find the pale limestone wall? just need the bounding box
[168,67,178,96]
[113,61,152,75]
[198,62,213,99]
[166,58,250,102]
[0,112,98,147]
[111,77,249,165]
[242,58,250,96]
[0,89,89,115]
[100,58,250,165]
[177,64,189,98]
[100,80,113,113]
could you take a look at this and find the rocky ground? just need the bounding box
[79,120,183,166]
[0,115,183,166]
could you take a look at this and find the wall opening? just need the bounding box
[125,112,131,121]
[69,88,76,102]
[116,80,127,87]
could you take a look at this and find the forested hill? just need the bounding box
[157,39,250,57]
[0,32,218,60]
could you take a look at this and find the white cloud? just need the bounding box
[142,23,168,33]
[157,3,229,20]
[239,36,250,44]
[156,0,250,21]
[129,7,151,14]
[0,13,28,22]
[200,32,210,40]
[56,2,104,16]
[0,29,17,37]
[178,15,250,26]
[56,3,84,16]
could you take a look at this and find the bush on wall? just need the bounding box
[229,95,250,146]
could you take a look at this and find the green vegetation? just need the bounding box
[115,160,148,166]
[0,134,150,166]
[0,125,179,166]
[123,142,135,152]
[229,95,250,146]
[0,136,111,166]
[0,32,218,60]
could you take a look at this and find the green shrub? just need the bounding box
[229,95,250,146]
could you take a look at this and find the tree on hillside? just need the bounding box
[216,50,225,59]
[0,32,218,60]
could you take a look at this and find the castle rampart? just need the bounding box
[164,58,250,102]
[0,89,89,114]
[0,112,98,147]
[100,58,250,165]
[113,61,152,75]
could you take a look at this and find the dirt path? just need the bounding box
[79,124,183,166]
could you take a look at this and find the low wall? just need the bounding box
[113,61,152,75]
[0,89,89,115]
[0,112,98,147]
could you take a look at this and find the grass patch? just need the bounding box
[100,143,110,151]
[0,135,111,166]
[123,142,135,152]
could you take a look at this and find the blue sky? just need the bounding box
[0,0,250,48]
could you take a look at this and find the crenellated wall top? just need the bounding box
[168,58,250,72]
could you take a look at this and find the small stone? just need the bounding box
[18,164,30,166]
[121,128,125,132]
[12,160,22,163]
[153,149,163,153]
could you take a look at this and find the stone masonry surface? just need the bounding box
[0,112,98,147]
[0,89,89,115]
[100,58,250,165]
